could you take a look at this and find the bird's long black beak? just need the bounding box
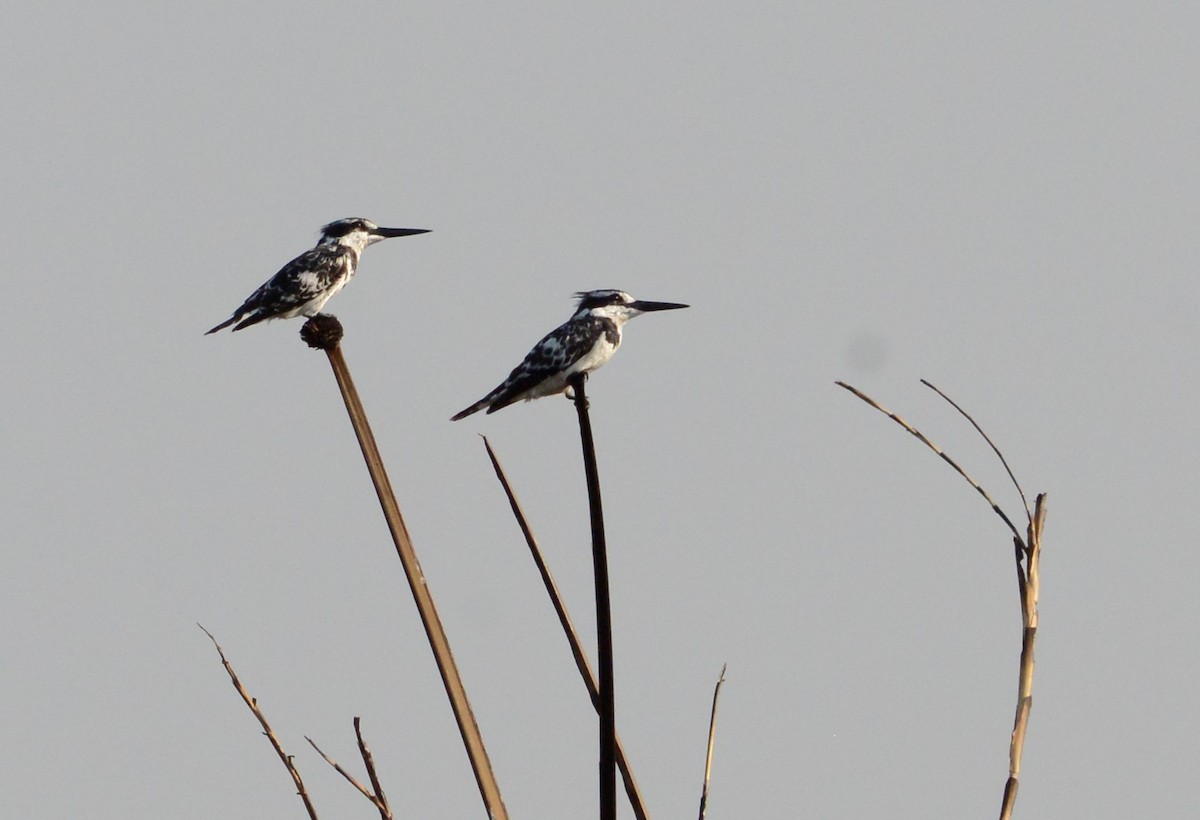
[373,227,432,238]
[629,300,689,312]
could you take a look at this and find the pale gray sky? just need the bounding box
[4,3,1198,818]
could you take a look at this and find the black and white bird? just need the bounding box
[451,289,688,420]
[206,218,429,334]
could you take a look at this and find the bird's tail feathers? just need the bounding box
[484,393,521,414]
[205,316,237,335]
[231,314,268,332]
[451,384,509,421]
[450,400,488,421]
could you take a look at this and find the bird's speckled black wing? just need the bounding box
[207,245,350,333]
[497,315,610,394]
[452,315,616,419]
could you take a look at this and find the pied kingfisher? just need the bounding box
[451,289,688,420]
[206,218,429,334]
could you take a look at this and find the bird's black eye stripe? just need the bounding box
[575,290,629,310]
[322,219,368,238]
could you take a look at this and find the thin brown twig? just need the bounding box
[921,379,1032,524]
[835,381,1023,543]
[697,664,727,820]
[355,717,392,820]
[307,720,393,820]
[482,435,651,820]
[306,736,385,815]
[302,316,508,819]
[198,624,319,820]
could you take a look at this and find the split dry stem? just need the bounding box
[837,380,1045,820]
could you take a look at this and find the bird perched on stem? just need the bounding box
[451,289,687,420]
[206,218,429,334]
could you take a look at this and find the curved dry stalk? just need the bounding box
[921,379,1032,524]
[307,718,392,820]
[482,435,650,820]
[199,624,319,820]
[302,316,507,819]
[697,664,727,820]
[837,381,1047,820]
[568,373,617,820]
[835,381,1023,543]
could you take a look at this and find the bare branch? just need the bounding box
[198,624,319,820]
[355,718,392,820]
[306,736,380,809]
[697,664,727,820]
[306,722,392,820]
[920,379,1032,525]
[835,381,1023,543]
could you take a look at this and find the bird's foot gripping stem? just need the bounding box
[565,373,589,404]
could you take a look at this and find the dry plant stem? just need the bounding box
[310,325,507,820]
[482,435,650,820]
[1000,493,1045,820]
[697,664,727,820]
[915,380,1043,820]
[306,736,389,819]
[836,381,1047,820]
[569,374,617,820]
[306,719,392,820]
[921,379,1032,520]
[917,379,1043,819]
[834,382,1023,540]
[198,625,319,820]
[355,717,391,820]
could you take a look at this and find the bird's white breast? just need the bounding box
[567,333,619,377]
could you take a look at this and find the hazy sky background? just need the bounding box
[4,3,1197,818]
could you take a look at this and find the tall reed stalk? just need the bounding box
[302,316,507,819]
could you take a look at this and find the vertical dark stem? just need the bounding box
[570,374,616,820]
